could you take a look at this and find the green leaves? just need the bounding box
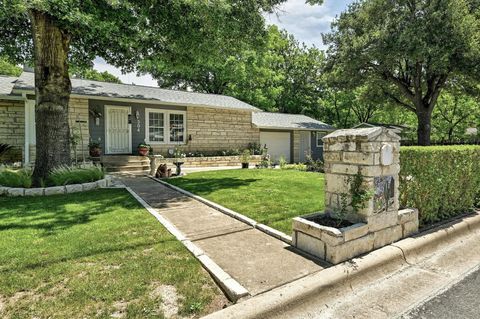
[399,145,480,225]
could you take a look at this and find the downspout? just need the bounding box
[23,93,29,166]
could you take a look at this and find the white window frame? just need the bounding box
[145,108,187,144]
[316,131,326,147]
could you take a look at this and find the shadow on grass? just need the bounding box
[0,189,136,235]
[168,178,259,195]
[0,237,178,274]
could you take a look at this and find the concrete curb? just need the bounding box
[148,175,293,244]
[124,186,249,302]
[202,211,480,319]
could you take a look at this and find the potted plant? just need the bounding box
[138,143,150,156]
[173,147,186,175]
[88,142,102,157]
[240,149,251,169]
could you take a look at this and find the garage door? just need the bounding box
[260,131,291,163]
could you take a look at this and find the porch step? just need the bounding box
[101,155,151,174]
[101,155,150,164]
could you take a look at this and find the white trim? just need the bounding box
[316,131,327,147]
[105,105,132,154]
[145,108,187,145]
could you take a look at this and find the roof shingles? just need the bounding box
[0,75,18,95]
[252,112,334,131]
[13,72,259,111]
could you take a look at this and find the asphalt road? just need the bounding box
[402,265,480,319]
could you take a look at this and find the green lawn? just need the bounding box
[0,189,225,318]
[167,169,325,234]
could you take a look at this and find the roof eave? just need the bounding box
[12,88,259,112]
[254,125,335,131]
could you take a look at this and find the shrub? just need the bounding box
[47,165,104,186]
[278,155,287,168]
[240,149,251,163]
[399,145,480,225]
[0,168,32,188]
[305,155,324,173]
[281,163,307,171]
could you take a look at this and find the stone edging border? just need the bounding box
[203,211,480,319]
[124,186,249,302]
[147,175,293,244]
[0,177,112,197]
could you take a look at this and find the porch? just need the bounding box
[99,154,263,174]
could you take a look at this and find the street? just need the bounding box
[402,265,480,319]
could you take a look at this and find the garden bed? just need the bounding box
[151,155,262,168]
[0,164,105,191]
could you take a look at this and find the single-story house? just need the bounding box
[252,112,334,163]
[0,71,334,165]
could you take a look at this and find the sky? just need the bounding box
[93,0,354,87]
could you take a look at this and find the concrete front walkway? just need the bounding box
[122,176,325,296]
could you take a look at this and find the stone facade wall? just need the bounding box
[292,131,300,163]
[68,97,89,161]
[149,107,260,155]
[0,99,25,162]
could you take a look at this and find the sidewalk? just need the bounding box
[204,211,480,319]
[121,177,325,297]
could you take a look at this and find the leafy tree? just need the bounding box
[323,0,480,145]
[432,91,480,142]
[1,0,315,185]
[70,66,121,84]
[144,25,327,116]
[0,56,21,76]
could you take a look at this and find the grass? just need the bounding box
[167,169,325,234]
[0,189,224,318]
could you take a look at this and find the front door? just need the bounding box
[105,105,132,154]
[299,131,311,163]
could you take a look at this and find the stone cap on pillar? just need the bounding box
[322,127,400,143]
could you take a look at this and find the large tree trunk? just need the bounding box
[416,108,433,146]
[30,11,72,186]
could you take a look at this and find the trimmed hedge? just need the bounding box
[399,145,480,225]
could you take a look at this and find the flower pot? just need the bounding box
[174,162,184,175]
[138,147,149,156]
[241,163,249,169]
[89,147,101,157]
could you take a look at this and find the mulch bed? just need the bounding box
[307,214,355,229]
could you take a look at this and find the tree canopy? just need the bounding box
[70,67,121,84]
[143,25,326,116]
[1,0,324,184]
[323,0,480,145]
[0,56,22,76]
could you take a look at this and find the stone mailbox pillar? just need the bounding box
[292,127,419,264]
